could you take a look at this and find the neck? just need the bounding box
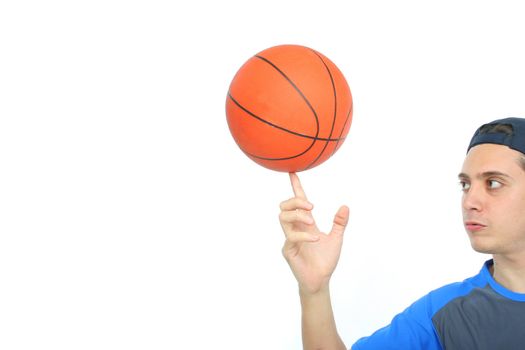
[491,254,525,293]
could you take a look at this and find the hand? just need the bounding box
[279,173,350,295]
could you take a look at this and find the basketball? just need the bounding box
[226,44,353,172]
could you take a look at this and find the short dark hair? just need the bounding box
[477,123,525,171]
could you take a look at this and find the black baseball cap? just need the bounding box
[468,117,525,155]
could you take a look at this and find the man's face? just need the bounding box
[460,144,525,256]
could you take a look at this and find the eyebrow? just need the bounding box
[457,171,512,180]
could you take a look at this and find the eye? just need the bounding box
[487,179,503,189]
[459,181,470,191]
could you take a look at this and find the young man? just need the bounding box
[279,117,525,350]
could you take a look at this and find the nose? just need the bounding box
[462,183,483,212]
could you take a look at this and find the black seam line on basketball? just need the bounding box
[254,54,321,148]
[253,55,320,137]
[304,50,339,171]
[229,93,345,162]
[229,93,323,161]
[227,93,343,142]
[331,103,353,157]
[241,148,306,161]
[240,134,348,161]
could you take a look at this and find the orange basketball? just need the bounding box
[226,44,353,172]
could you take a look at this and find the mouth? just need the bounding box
[464,221,487,232]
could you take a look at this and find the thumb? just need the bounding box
[330,205,349,236]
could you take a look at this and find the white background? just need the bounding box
[1,1,525,349]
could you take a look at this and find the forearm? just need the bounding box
[300,286,346,350]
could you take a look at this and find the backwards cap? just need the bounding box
[468,117,525,155]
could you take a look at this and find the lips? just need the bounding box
[464,221,487,232]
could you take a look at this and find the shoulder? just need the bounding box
[412,264,488,318]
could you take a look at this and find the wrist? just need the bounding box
[299,284,330,300]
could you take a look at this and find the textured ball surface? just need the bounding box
[226,44,353,172]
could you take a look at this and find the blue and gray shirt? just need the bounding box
[352,260,525,349]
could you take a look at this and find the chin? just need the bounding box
[468,237,497,254]
[471,244,494,254]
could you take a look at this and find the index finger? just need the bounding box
[289,172,308,199]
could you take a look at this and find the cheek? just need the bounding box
[515,197,525,226]
[497,192,525,229]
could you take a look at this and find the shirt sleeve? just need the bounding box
[351,293,442,350]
